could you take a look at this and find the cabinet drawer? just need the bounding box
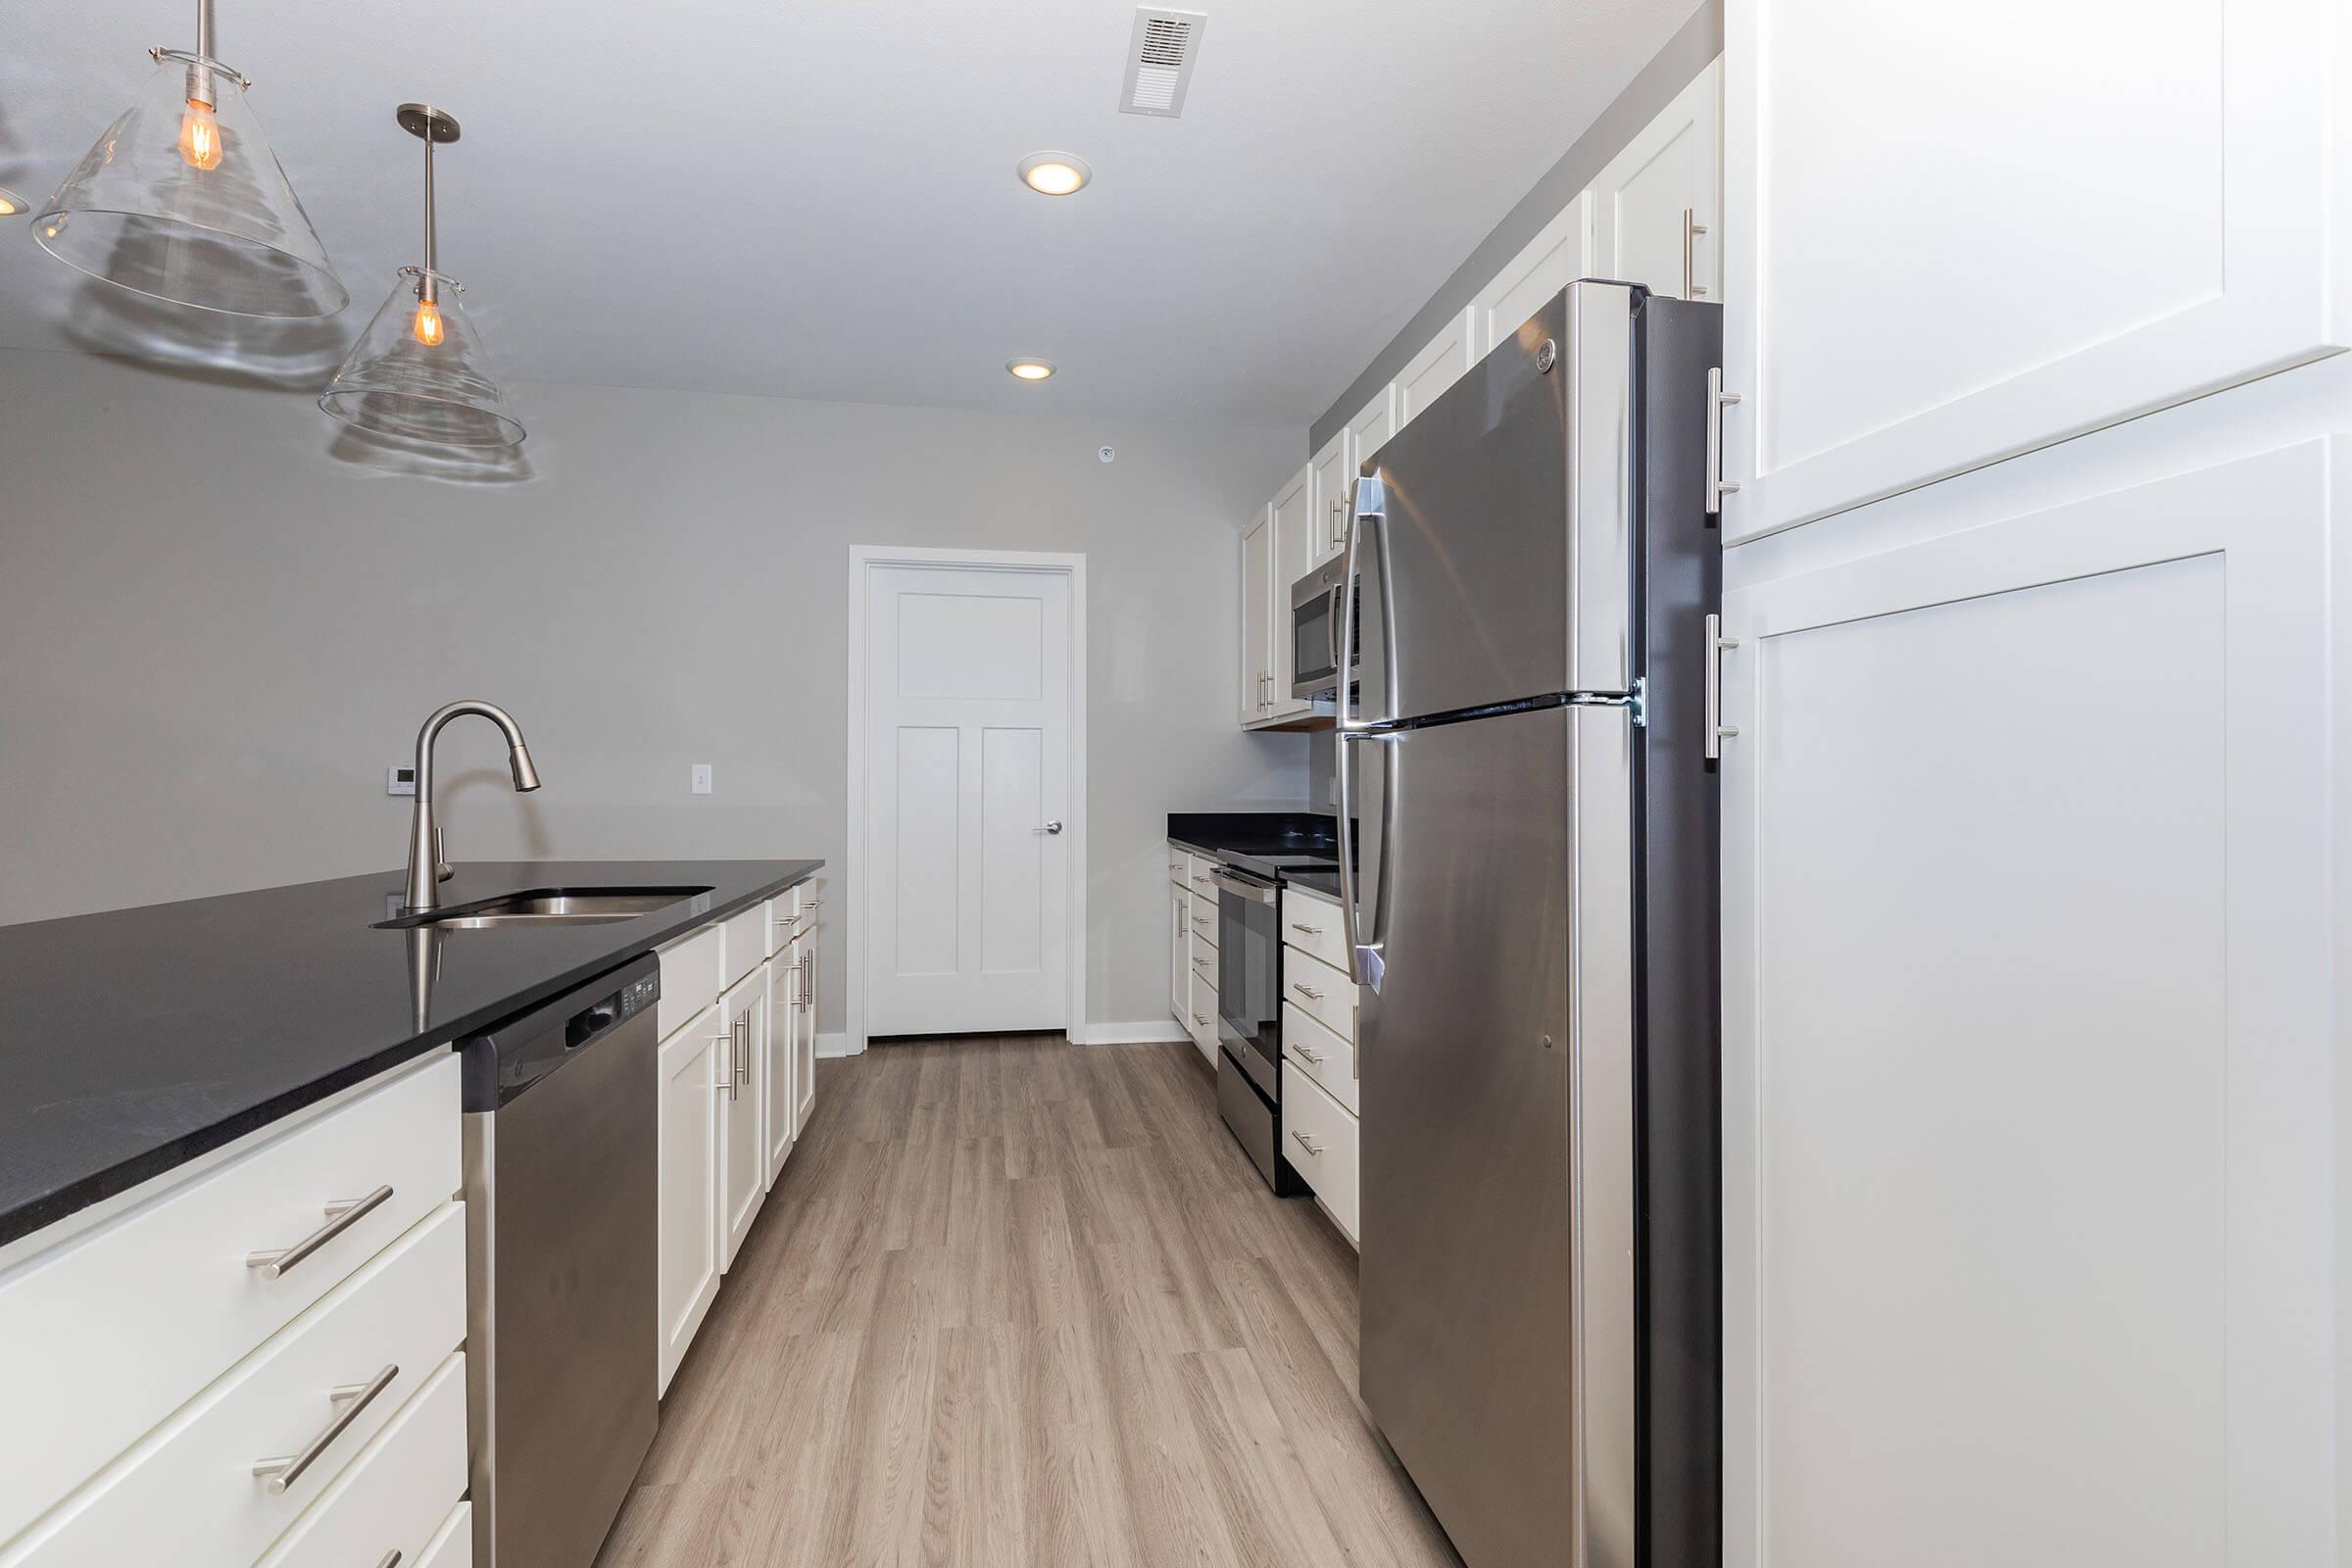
[253,1350,466,1568]
[1187,940,1220,992]
[1281,1064,1360,1248]
[0,1054,459,1547]
[764,892,809,957]
[1182,856,1220,902]
[1188,892,1219,951]
[417,1500,471,1568]
[1187,969,1219,1057]
[2,1203,465,1566]
[1167,845,1188,887]
[1280,887,1348,974]
[719,903,767,988]
[657,924,723,1041]
[1282,1003,1357,1115]
[1282,949,1356,1043]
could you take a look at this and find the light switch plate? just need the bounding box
[691,762,712,796]
[387,764,417,797]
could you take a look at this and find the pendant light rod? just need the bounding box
[396,104,460,307]
[186,0,218,116]
[195,0,214,60]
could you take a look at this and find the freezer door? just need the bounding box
[1356,702,1637,1568]
[1353,280,1635,726]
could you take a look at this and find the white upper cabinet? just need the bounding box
[1396,305,1478,430]
[1265,464,1317,720]
[1475,192,1596,357]
[1722,0,2349,544]
[1348,384,1399,474]
[1307,426,1352,567]
[1239,506,1273,725]
[1591,60,1719,303]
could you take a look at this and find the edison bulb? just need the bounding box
[178,97,223,171]
[412,299,445,347]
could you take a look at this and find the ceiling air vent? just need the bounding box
[1120,8,1207,118]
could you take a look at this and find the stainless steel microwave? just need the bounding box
[1290,557,1358,700]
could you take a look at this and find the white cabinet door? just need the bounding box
[1591,59,1718,303]
[1307,426,1352,567]
[794,926,817,1133]
[656,1002,723,1394]
[1722,0,2347,543]
[1348,384,1398,473]
[1266,465,1316,720]
[762,954,797,1185]
[1239,507,1273,725]
[1169,879,1190,1025]
[1474,192,1595,356]
[1719,442,2337,1568]
[1395,306,1477,430]
[717,970,765,1270]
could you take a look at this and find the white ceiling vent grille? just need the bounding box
[1120,9,1207,118]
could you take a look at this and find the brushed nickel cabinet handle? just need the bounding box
[1290,1129,1322,1157]
[1293,1046,1323,1065]
[1291,981,1323,1002]
[246,1186,394,1278]
[251,1363,399,1494]
[1683,207,1713,298]
[711,1031,737,1099]
[736,1013,751,1084]
[1290,921,1322,936]
[375,1553,403,1568]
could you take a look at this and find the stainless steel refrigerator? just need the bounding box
[1333,281,1722,1568]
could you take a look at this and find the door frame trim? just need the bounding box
[845,545,1090,1054]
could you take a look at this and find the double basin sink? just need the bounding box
[375,887,711,931]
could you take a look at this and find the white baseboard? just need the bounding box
[813,1031,857,1058]
[1072,1019,1193,1047]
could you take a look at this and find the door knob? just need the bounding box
[1036,820,1063,835]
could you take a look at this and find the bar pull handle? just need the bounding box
[1291,981,1323,1002]
[711,1029,737,1098]
[375,1553,403,1568]
[736,1012,751,1084]
[251,1363,399,1494]
[1290,1129,1323,1158]
[1706,368,1741,517]
[1683,208,1710,298]
[1705,613,1740,761]
[1290,921,1322,936]
[1292,1045,1324,1065]
[246,1186,394,1278]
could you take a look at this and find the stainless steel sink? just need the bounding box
[377,887,710,931]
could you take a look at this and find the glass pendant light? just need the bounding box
[34,0,345,318]
[0,185,26,218]
[318,105,523,448]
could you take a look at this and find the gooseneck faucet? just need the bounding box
[403,700,541,914]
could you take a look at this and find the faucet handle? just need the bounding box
[434,826,453,884]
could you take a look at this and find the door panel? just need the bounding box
[1396,306,1477,430]
[1308,427,1353,566]
[1723,0,2344,540]
[865,565,1071,1035]
[763,956,796,1184]
[1268,466,1316,717]
[718,974,764,1268]
[1720,444,2336,1565]
[1358,702,1637,1568]
[1475,192,1594,355]
[1240,510,1272,723]
[1592,60,1719,302]
[656,1004,721,1394]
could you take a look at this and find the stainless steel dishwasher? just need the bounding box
[460,953,660,1568]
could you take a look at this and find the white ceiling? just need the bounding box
[0,0,1693,425]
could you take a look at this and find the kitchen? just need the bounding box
[2,2,2347,1567]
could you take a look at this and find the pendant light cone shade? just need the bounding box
[319,270,523,447]
[35,50,346,318]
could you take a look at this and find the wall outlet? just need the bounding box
[691,762,713,796]
[387,764,417,797]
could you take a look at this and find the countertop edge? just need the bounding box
[0,861,820,1250]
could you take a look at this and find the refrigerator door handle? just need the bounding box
[1336,474,1396,991]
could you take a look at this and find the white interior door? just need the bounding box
[863,563,1072,1036]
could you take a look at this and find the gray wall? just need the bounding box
[0,348,1306,1037]
[1308,0,1724,453]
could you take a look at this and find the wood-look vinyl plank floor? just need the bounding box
[597,1034,1461,1568]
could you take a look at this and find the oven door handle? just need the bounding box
[1206,868,1277,906]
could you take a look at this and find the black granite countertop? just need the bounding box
[1165,809,1339,861]
[0,858,821,1247]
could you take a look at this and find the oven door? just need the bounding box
[1211,867,1282,1098]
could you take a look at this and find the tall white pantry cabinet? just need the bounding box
[1713,1,2350,1564]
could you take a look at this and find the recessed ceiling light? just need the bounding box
[1016,152,1092,196]
[1006,359,1057,381]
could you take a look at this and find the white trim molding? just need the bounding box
[1071,1021,1193,1047]
[845,545,1090,1056]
